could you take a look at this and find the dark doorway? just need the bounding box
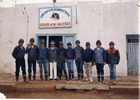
[36,34,76,76]
[49,36,63,76]
[49,36,62,48]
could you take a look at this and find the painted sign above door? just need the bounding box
[39,6,72,28]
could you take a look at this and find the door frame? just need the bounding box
[126,34,140,75]
[36,34,76,48]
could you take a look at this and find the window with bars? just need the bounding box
[127,39,139,43]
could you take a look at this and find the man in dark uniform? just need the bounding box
[93,40,106,84]
[66,42,75,80]
[12,39,28,83]
[37,39,49,81]
[48,40,58,81]
[84,42,94,82]
[106,41,120,85]
[74,40,84,81]
[57,41,68,80]
[26,38,39,82]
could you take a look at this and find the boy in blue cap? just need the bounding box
[37,39,49,81]
[106,41,120,85]
[26,38,39,82]
[12,39,28,83]
[74,40,84,81]
[93,40,106,84]
[84,42,94,82]
[66,42,75,80]
[48,40,58,81]
[57,41,68,80]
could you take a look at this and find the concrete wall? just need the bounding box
[0,1,138,76]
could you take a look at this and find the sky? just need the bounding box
[0,0,139,8]
[0,0,139,6]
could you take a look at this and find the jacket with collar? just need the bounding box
[12,45,25,59]
[26,45,39,60]
[66,48,75,60]
[57,47,66,63]
[93,47,106,64]
[38,47,49,60]
[48,47,57,62]
[74,46,84,61]
[84,48,93,63]
[106,47,120,64]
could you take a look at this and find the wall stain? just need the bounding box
[6,40,14,45]
[4,63,8,68]
[137,4,140,7]
[0,32,2,37]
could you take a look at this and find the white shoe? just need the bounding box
[86,79,89,82]
[90,79,93,83]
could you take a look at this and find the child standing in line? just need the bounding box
[48,40,58,81]
[93,40,106,84]
[12,39,28,83]
[37,39,49,81]
[106,41,120,85]
[66,42,75,80]
[74,40,84,81]
[57,41,68,80]
[84,42,94,82]
[26,38,39,82]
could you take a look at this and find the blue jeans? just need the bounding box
[57,62,67,76]
[96,63,104,77]
[75,59,83,75]
[108,64,116,80]
[66,59,74,73]
[39,59,47,75]
[28,60,36,75]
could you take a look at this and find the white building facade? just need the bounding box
[0,1,139,76]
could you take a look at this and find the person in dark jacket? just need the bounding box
[66,42,75,80]
[74,40,84,81]
[12,39,28,83]
[93,40,106,84]
[37,39,49,81]
[84,42,94,82]
[48,40,58,81]
[57,41,68,80]
[26,38,39,82]
[106,41,120,85]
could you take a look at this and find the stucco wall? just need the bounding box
[103,2,139,76]
[0,1,138,76]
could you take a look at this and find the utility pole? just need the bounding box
[53,0,56,3]
[53,0,56,19]
[23,7,29,47]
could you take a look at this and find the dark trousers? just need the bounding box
[28,59,36,75]
[75,59,83,75]
[39,59,47,75]
[15,58,26,77]
[96,63,104,77]
[57,62,67,76]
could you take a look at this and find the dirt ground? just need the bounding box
[4,91,139,99]
[0,75,139,99]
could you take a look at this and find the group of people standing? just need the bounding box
[12,38,120,85]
